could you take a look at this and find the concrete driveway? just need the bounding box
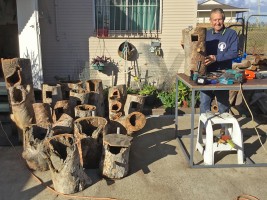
[0,114,267,200]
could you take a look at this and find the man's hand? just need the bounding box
[204,55,216,66]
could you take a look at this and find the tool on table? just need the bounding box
[255,71,267,79]
[195,61,207,85]
[218,69,244,84]
[244,70,256,80]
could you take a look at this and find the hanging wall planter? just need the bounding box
[91,56,111,71]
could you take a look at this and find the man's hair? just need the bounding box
[210,8,225,20]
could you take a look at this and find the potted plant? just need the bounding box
[91,55,111,71]
[138,84,158,105]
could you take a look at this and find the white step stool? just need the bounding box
[196,112,244,165]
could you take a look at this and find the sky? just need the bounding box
[198,0,267,17]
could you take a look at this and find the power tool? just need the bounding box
[218,69,244,85]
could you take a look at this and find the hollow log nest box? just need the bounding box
[182,27,207,76]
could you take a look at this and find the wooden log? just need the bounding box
[109,99,123,120]
[52,100,72,122]
[74,104,96,118]
[86,80,105,117]
[42,83,62,108]
[52,113,74,134]
[124,94,145,115]
[74,116,108,168]
[182,27,206,76]
[110,111,146,135]
[1,58,33,88]
[58,80,83,100]
[45,134,92,194]
[100,134,133,179]
[9,85,35,139]
[22,124,50,171]
[108,84,127,103]
[69,89,89,111]
[33,103,52,126]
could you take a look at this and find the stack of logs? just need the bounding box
[1,58,147,194]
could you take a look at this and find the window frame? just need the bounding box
[93,0,162,38]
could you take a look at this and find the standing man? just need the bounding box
[200,8,239,114]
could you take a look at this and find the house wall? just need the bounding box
[39,0,197,88]
[39,0,93,84]
[89,0,197,88]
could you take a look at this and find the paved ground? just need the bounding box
[0,114,267,200]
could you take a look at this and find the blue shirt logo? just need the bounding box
[218,42,226,51]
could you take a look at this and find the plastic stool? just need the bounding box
[196,113,244,165]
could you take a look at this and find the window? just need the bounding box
[95,0,161,36]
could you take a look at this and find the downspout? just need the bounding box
[54,0,60,41]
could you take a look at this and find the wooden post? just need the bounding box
[42,84,62,108]
[52,100,72,122]
[22,124,50,171]
[9,85,35,140]
[86,80,105,117]
[182,27,206,76]
[124,94,145,115]
[52,113,74,134]
[74,116,108,168]
[74,104,96,118]
[33,103,52,126]
[1,58,33,88]
[110,111,146,135]
[100,134,133,179]
[58,80,83,100]
[45,134,92,194]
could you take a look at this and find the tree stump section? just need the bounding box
[86,79,105,117]
[9,85,35,140]
[108,84,127,104]
[75,104,96,118]
[182,27,206,76]
[52,100,72,122]
[42,84,62,108]
[33,103,52,126]
[45,134,92,194]
[109,100,123,120]
[1,58,33,88]
[52,113,74,134]
[74,116,108,168]
[22,124,50,171]
[110,111,146,135]
[100,134,133,179]
[59,80,83,100]
[69,89,89,111]
[124,94,145,115]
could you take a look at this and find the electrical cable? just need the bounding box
[0,121,118,200]
[239,83,267,153]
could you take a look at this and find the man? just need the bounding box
[200,8,239,114]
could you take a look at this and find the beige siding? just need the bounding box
[40,0,197,88]
[89,0,197,88]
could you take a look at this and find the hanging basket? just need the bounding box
[92,63,105,71]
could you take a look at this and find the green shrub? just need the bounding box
[138,84,157,96]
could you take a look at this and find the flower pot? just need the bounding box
[97,28,109,37]
[92,63,105,71]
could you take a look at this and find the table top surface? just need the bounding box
[177,73,267,90]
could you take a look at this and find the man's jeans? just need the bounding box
[200,90,229,114]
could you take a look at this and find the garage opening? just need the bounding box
[0,0,19,82]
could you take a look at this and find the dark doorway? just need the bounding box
[0,0,19,81]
